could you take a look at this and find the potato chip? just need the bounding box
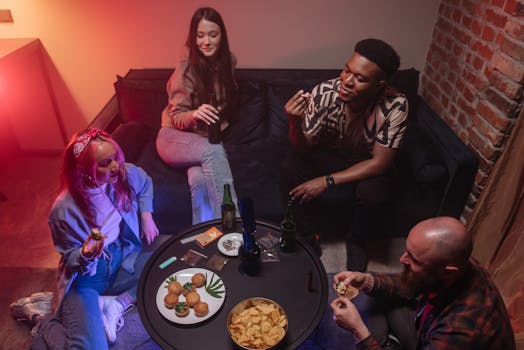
[228,298,288,349]
[262,334,277,347]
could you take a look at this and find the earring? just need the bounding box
[82,173,97,188]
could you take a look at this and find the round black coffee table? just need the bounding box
[137,219,328,350]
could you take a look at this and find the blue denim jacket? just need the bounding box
[48,163,154,304]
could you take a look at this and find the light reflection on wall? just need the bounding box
[1,39,65,153]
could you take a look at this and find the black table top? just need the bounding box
[137,219,328,350]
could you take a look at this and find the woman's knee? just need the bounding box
[61,288,107,349]
[187,166,205,189]
[202,143,228,162]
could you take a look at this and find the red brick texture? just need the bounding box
[421,0,524,217]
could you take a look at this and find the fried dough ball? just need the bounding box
[167,281,183,295]
[182,282,196,296]
[335,282,347,296]
[185,291,201,308]
[164,293,178,309]
[194,302,209,317]
[335,282,359,299]
[191,273,206,288]
[175,302,189,317]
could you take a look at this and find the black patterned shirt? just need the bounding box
[303,78,408,153]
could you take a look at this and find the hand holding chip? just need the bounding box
[333,270,374,294]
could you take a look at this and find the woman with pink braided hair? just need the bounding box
[10,128,159,349]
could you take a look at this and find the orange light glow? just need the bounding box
[0,39,66,151]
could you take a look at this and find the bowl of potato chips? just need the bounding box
[227,297,288,350]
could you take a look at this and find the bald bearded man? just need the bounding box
[331,216,516,350]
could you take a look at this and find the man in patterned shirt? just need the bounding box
[331,216,516,350]
[283,38,408,271]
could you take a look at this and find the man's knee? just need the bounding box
[280,152,312,191]
[355,177,394,206]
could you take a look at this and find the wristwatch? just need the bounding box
[325,175,336,188]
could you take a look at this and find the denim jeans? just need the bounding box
[30,237,152,350]
[156,127,238,224]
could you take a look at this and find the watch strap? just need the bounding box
[326,175,336,187]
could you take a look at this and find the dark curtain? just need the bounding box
[467,107,524,345]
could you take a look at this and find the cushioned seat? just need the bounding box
[93,67,477,237]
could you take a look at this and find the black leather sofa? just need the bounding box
[91,68,478,238]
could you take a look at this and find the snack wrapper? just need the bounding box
[195,227,223,248]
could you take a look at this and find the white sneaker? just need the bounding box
[98,296,124,343]
[10,292,53,323]
[98,295,113,314]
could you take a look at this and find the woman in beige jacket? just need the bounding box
[156,7,239,224]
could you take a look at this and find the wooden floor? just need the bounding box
[0,154,61,349]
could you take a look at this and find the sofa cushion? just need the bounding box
[102,67,477,239]
[223,80,267,145]
[112,121,156,163]
[400,120,448,185]
[114,76,167,130]
[135,139,192,234]
[389,68,419,105]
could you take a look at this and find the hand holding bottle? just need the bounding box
[208,92,222,143]
[192,104,219,125]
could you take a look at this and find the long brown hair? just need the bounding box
[61,129,134,222]
[185,7,238,116]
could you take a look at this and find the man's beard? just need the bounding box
[401,265,443,298]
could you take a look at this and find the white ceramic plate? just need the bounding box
[156,268,226,324]
[217,233,243,256]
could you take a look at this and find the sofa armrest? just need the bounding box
[111,121,157,163]
[89,95,123,133]
[413,97,478,217]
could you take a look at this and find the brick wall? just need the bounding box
[420,0,524,219]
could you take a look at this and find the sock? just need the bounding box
[31,314,43,326]
[115,292,134,311]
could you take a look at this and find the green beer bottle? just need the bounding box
[221,184,236,233]
[279,200,297,252]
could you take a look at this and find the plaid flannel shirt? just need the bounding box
[357,261,516,350]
